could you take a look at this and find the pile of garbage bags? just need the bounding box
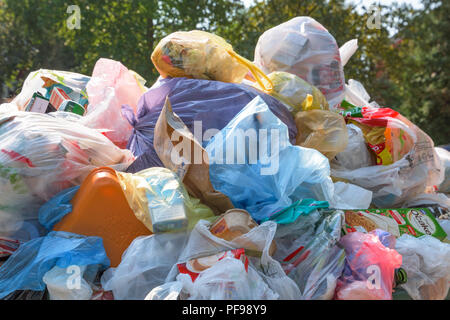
[0,16,449,301]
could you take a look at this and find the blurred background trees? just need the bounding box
[0,0,448,144]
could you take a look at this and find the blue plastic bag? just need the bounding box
[205,96,334,222]
[0,231,110,299]
[123,77,297,172]
[38,186,79,230]
[261,199,330,225]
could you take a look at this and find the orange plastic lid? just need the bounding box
[53,167,152,267]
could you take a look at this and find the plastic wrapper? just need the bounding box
[332,124,374,170]
[0,231,110,299]
[295,109,349,160]
[81,58,146,148]
[43,265,94,300]
[254,17,346,110]
[0,112,134,232]
[115,167,215,233]
[332,105,444,208]
[151,30,273,93]
[253,71,328,115]
[335,230,402,300]
[395,235,450,300]
[205,96,335,222]
[435,147,450,193]
[344,79,380,108]
[9,69,90,111]
[123,77,297,171]
[274,210,346,300]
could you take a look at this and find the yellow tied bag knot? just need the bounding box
[151,30,273,93]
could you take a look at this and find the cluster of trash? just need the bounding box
[0,16,449,300]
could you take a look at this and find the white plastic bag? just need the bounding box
[332,124,374,170]
[329,181,373,210]
[43,266,93,300]
[0,111,134,234]
[344,79,380,108]
[339,39,358,67]
[145,281,183,300]
[395,235,450,300]
[255,17,346,110]
[435,147,450,193]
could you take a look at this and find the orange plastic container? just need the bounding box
[53,167,152,267]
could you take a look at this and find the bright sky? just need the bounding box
[242,0,424,10]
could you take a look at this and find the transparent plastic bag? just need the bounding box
[435,147,450,193]
[0,112,134,231]
[332,105,444,208]
[255,17,346,110]
[295,109,349,160]
[273,210,346,300]
[335,230,402,300]
[10,69,90,111]
[332,124,375,170]
[152,30,273,93]
[115,167,215,233]
[0,231,110,299]
[253,71,329,115]
[395,235,450,300]
[205,96,335,222]
[43,265,93,300]
[81,58,146,148]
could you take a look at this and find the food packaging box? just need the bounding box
[25,92,57,113]
[343,208,448,240]
[49,87,71,109]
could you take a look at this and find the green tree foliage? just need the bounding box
[0,0,448,144]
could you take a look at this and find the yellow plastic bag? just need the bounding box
[116,167,215,233]
[295,109,348,160]
[151,30,273,93]
[254,71,328,115]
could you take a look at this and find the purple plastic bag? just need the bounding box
[122,77,297,172]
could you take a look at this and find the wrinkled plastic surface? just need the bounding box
[332,106,444,208]
[10,69,90,111]
[124,77,297,171]
[145,281,183,300]
[0,231,109,299]
[295,109,348,160]
[255,17,345,110]
[81,58,145,148]
[254,71,328,115]
[116,167,215,233]
[101,232,190,300]
[344,79,380,108]
[0,112,134,233]
[339,39,358,67]
[274,210,346,300]
[205,96,334,222]
[260,199,329,225]
[335,230,402,300]
[151,30,272,92]
[38,186,79,230]
[333,124,374,170]
[395,235,450,300]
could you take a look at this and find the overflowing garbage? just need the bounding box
[0,16,449,301]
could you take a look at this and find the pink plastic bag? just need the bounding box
[335,230,402,300]
[81,58,145,148]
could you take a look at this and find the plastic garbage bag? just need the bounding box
[173,251,279,300]
[115,167,215,233]
[38,186,80,231]
[0,112,134,231]
[344,79,380,108]
[151,30,273,93]
[123,77,297,170]
[43,265,93,300]
[0,103,19,114]
[332,104,444,208]
[435,147,450,193]
[274,210,346,300]
[80,58,146,148]
[153,97,234,215]
[335,230,402,300]
[332,124,375,170]
[9,69,90,111]
[101,231,190,300]
[205,95,335,222]
[253,71,329,115]
[254,17,346,110]
[395,235,450,300]
[295,109,349,160]
[145,281,183,300]
[339,39,359,68]
[175,219,301,300]
[0,220,45,243]
[0,231,110,299]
